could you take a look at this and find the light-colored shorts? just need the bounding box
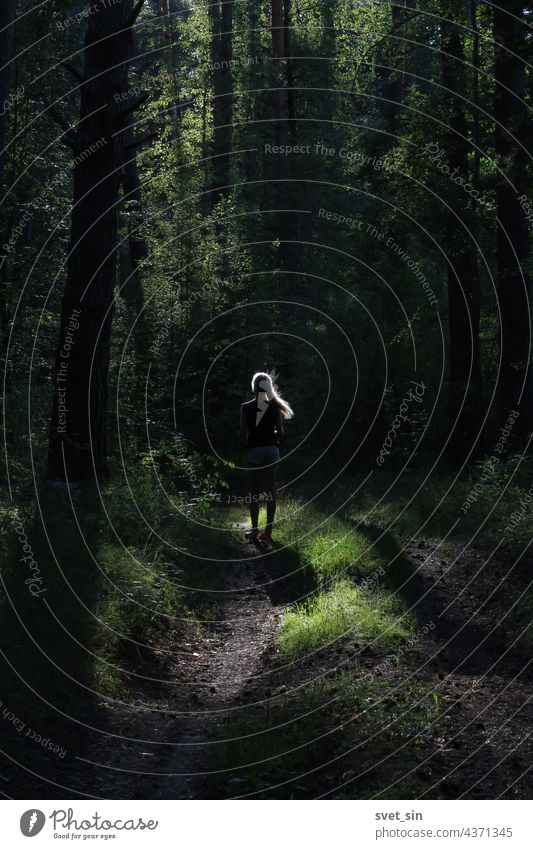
[247,445,280,466]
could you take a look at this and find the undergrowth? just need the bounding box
[0,461,235,700]
[278,579,413,659]
[210,674,439,799]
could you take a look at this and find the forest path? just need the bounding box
[153,526,293,799]
[79,524,533,800]
[385,536,533,798]
[157,528,532,800]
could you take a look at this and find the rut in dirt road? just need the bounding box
[87,526,533,801]
[156,536,300,799]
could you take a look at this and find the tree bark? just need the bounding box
[271,0,289,149]
[283,0,295,139]
[208,0,233,204]
[120,112,148,308]
[441,2,481,397]
[270,0,296,273]
[0,0,16,191]
[243,0,260,190]
[47,1,138,480]
[471,0,481,194]
[372,1,408,155]
[0,0,16,367]
[494,1,532,430]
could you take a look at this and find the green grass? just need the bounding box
[246,497,386,585]
[278,579,413,658]
[92,542,186,697]
[0,463,238,701]
[231,495,412,660]
[209,673,439,799]
[91,475,240,696]
[346,458,533,552]
[298,523,376,584]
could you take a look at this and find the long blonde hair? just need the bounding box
[251,371,294,420]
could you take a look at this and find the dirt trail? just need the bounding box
[380,537,533,799]
[41,528,533,800]
[53,529,302,802]
[154,532,533,800]
[156,541,282,799]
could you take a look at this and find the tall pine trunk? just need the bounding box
[208,0,233,204]
[243,0,260,191]
[270,0,296,274]
[441,1,482,451]
[283,0,295,139]
[0,0,16,365]
[271,0,289,150]
[0,0,16,190]
[47,1,138,480]
[494,1,532,431]
[373,1,407,157]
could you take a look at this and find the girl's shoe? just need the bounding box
[257,531,272,543]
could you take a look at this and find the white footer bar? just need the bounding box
[3,800,531,849]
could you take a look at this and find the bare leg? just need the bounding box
[262,461,278,539]
[248,465,262,540]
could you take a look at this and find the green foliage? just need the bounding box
[92,541,185,697]
[3,0,526,483]
[210,673,441,799]
[272,498,384,585]
[278,579,413,659]
[2,0,532,802]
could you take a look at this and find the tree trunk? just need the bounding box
[47,1,137,480]
[471,0,481,194]
[122,4,149,285]
[208,0,233,204]
[283,0,296,139]
[0,0,16,190]
[0,0,16,366]
[441,2,481,401]
[271,0,289,149]
[243,0,260,191]
[388,0,406,128]
[120,113,148,306]
[270,0,296,273]
[494,1,532,430]
[373,1,407,155]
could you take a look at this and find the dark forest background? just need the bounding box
[0,0,532,801]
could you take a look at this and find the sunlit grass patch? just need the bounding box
[262,498,386,584]
[229,496,411,660]
[302,525,377,584]
[278,579,413,658]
